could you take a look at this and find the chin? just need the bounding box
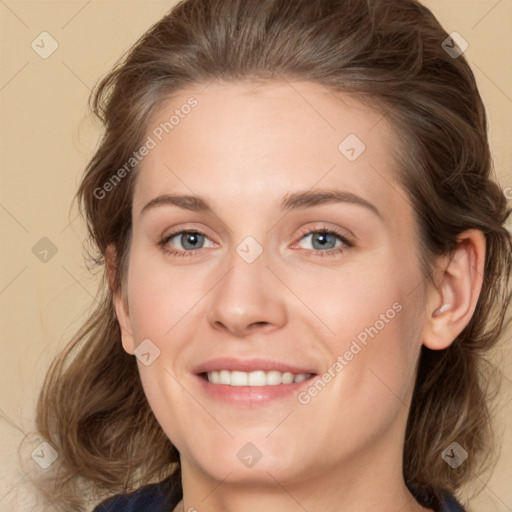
[185,435,309,485]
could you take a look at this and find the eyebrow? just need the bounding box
[140,188,382,220]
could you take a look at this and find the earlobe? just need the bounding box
[106,244,117,292]
[106,244,135,356]
[422,229,486,351]
[114,291,136,356]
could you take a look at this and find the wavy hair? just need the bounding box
[26,0,511,510]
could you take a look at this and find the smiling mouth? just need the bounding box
[200,370,315,386]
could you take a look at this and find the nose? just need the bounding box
[207,248,287,337]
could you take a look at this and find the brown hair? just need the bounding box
[26,0,511,510]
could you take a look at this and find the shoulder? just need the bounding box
[92,483,165,512]
[439,490,467,512]
[92,480,465,512]
[92,479,178,512]
[407,482,467,512]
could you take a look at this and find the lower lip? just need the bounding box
[195,374,317,405]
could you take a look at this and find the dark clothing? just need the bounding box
[92,477,467,511]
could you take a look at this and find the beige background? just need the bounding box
[0,1,511,511]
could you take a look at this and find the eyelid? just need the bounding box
[159,223,217,244]
[292,225,353,248]
[159,228,217,252]
[158,224,354,257]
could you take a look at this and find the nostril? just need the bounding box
[249,321,269,329]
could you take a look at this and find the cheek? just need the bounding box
[126,252,208,342]
[304,254,423,410]
[124,257,194,452]
[296,295,422,470]
[302,254,418,351]
[123,252,214,449]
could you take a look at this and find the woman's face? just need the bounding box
[116,80,430,490]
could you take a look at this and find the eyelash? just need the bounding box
[158,227,354,259]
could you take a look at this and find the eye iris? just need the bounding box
[181,232,203,250]
[312,232,336,250]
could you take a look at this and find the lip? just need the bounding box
[192,357,317,375]
[192,357,318,406]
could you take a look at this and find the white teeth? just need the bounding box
[281,372,294,384]
[230,371,247,386]
[248,371,266,386]
[266,371,282,386]
[205,370,312,386]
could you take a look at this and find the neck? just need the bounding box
[175,467,431,512]
[175,410,432,512]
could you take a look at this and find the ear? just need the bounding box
[422,229,486,350]
[106,244,135,355]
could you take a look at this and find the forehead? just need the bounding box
[132,80,409,225]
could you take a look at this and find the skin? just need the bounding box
[110,80,486,512]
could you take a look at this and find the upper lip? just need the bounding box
[192,357,317,375]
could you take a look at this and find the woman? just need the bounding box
[32,0,511,511]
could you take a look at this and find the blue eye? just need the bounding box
[300,231,341,250]
[293,227,353,258]
[159,230,215,257]
[158,227,353,258]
